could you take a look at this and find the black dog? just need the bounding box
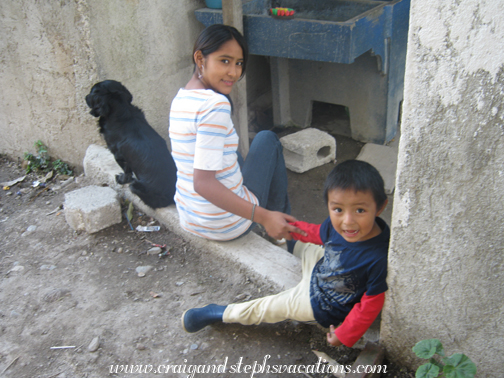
[86,80,177,208]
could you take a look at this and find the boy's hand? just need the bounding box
[327,325,342,346]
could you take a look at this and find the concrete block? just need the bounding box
[83,144,122,188]
[280,128,336,173]
[346,342,386,378]
[64,185,122,233]
[356,143,398,194]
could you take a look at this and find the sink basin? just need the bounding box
[195,0,409,69]
[195,0,410,144]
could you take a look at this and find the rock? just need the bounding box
[147,247,162,255]
[136,266,153,277]
[235,293,251,301]
[40,265,57,271]
[88,336,100,352]
[43,289,71,303]
[190,343,199,350]
[136,343,146,350]
[22,225,37,236]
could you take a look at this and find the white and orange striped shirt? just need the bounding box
[169,89,258,240]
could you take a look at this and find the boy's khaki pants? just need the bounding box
[223,242,324,325]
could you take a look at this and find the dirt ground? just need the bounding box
[0,130,413,378]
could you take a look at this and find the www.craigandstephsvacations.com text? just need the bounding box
[109,355,387,377]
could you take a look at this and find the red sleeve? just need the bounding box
[334,292,385,347]
[289,221,323,245]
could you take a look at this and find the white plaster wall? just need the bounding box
[381,0,504,376]
[0,0,205,169]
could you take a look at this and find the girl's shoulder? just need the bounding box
[177,88,230,106]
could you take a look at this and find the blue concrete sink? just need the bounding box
[195,0,410,144]
[195,0,409,71]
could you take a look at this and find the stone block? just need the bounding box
[356,143,398,194]
[83,144,122,188]
[346,342,386,378]
[64,185,122,233]
[280,128,336,173]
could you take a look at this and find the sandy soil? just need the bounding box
[0,154,413,378]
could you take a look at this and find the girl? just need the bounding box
[169,24,304,241]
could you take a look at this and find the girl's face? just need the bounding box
[196,38,244,95]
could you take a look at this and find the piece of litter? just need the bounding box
[147,247,162,255]
[88,336,100,352]
[47,205,63,215]
[136,225,160,232]
[41,170,53,183]
[50,346,76,350]
[1,176,26,188]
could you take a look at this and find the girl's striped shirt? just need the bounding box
[169,88,258,240]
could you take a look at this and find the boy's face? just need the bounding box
[327,188,387,243]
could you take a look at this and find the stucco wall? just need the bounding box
[0,0,205,169]
[381,1,504,376]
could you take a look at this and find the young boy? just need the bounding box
[181,160,389,347]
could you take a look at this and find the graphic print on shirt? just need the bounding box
[312,246,359,313]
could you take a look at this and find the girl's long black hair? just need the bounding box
[192,24,249,112]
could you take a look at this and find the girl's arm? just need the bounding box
[194,169,306,240]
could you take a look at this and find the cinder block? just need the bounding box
[64,185,122,233]
[280,128,336,173]
[83,144,122,188]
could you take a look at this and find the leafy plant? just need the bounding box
[24,140,73,176]
[413,339,476,378]
[51,159,73,176]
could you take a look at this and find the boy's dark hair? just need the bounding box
[323,160,387,209]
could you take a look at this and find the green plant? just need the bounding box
[51,159,73,176]
[413,339,476,378]
[24,140,73,176]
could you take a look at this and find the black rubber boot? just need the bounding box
[181,304,226,333]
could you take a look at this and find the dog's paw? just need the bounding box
[116,173,133,184]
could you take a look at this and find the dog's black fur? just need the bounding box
[86,80,177,208]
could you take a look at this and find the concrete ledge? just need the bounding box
[136,199,302,291]
[83,144,301,291]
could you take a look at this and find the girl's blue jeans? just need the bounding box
[238,130,291,215]
[235,130,294,243]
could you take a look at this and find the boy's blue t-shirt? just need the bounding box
[309,217,390,328]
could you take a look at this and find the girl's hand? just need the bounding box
[259,210,307,240]
[327,325,343,347]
